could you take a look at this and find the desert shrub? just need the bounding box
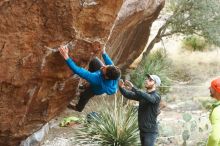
[182,35,208,51]
[130,49,172,94]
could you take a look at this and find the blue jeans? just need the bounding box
[140,131,158,146]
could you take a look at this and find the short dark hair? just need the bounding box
[106,66,121,80]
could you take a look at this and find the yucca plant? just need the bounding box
[74,95,140,146]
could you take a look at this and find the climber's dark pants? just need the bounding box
[75,57,104,112]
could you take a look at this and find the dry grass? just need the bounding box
[170,48,220,83]
[157,35,220,84]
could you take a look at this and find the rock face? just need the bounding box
[0,0,164,145]
[106,0,165,70]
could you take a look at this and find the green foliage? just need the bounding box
[139,0,220,85]
[182,130,190,141]
[199,99,216,110]
[196,141,207,146]
[182,113,192,123]
[181,113,192,146]
[74,96,140,146]
[130,49,171,94]
[190,120,197,132]
[157,113,210,145]
[180,112,210,146]
[182,35,207,51]
[165,0,220,46]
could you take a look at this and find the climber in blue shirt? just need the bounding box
[58,42,121,112]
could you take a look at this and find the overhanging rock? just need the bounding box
[0,0,164,145]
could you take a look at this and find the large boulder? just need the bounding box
[107,0,165,70]
[0,0,164,145]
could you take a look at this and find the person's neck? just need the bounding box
[147,88,156,93]
[102,74,109,80]
[214,94,220,101]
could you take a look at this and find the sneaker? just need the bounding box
[67,104,81,112]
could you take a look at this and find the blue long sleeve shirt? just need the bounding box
[65,53,118,95]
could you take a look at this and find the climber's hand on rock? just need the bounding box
[102,46,106,54]
[59,46,69,60]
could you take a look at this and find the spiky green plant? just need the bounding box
[74,95,140,146]
[130,49,171,94]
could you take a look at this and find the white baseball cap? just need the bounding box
[147,74,161,87]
